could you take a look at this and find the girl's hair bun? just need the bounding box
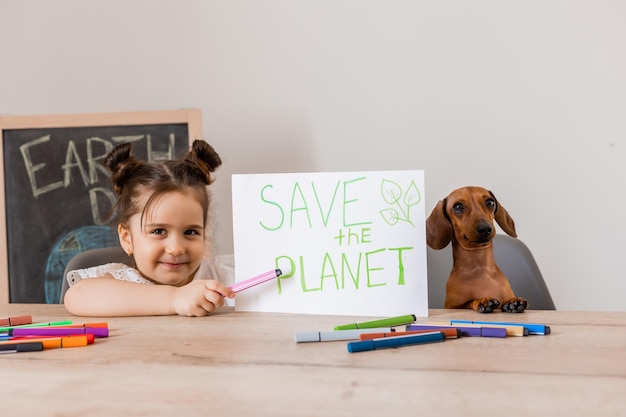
[185,140,222,184]
[103,142,141,194]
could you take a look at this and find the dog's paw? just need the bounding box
[502,298,528,313]
[479,298,500,313]
[469,298,500,313]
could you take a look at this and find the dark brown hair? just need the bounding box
[103,140,222,227]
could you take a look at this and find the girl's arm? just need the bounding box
[64,276,235,317]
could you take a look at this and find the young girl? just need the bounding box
[64,140,235,317]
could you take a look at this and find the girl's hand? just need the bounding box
[172,280,236,317]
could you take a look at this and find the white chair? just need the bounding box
[59,247,130,303]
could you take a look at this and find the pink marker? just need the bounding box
[229,269,283,293]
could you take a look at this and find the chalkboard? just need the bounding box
[0,110,202,303]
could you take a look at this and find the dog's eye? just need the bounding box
[452,202,465,213]
[485,198,496,209]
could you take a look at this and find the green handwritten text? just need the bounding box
[259,178,373,231]
[274,246,414,294]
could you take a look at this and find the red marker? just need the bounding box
[0,315,32,326]
[359,328,461,340]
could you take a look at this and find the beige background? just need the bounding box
[1,1,624,311]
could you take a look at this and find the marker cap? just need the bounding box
[295,332,322,343]
[13,315,32,326]
[61,336,89,348]
[480,327,507,338]
[348,340,375,353]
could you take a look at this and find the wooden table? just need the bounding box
[1,305,625,416]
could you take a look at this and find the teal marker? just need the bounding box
[347,331,444,353]
[334,314,417,330]
[0,320,72,333]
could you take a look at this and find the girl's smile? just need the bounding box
[159,260,190,269]
[119,189,206,286]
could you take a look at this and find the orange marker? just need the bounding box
[0,335,90,349]
[65,322,108,329]
[9,333,95,345]
[359,328,461,341]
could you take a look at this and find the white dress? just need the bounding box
[66,259,229,287]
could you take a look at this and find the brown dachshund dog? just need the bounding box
[426,186,527,313]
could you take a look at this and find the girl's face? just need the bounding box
[118,189,206,286]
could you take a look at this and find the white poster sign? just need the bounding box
[231,170,428,317]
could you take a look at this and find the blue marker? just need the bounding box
[347,331,444,353]
[449,320,551,335]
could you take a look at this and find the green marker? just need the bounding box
[0,320,72,333]
[334,314,417,330]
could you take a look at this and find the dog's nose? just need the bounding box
[476,221,493,238]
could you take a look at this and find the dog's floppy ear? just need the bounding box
[490,191,517,238]
[426,199,453,249]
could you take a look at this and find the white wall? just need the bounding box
[1,1,624,311]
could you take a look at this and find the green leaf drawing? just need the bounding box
[403,180,421,207]
[381,179,402,205]
[379,178,421,227]
[379,208,401,225]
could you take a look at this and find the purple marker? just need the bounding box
[11,327,109,338]
[406,324,506,338]
[229,269,283,293]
